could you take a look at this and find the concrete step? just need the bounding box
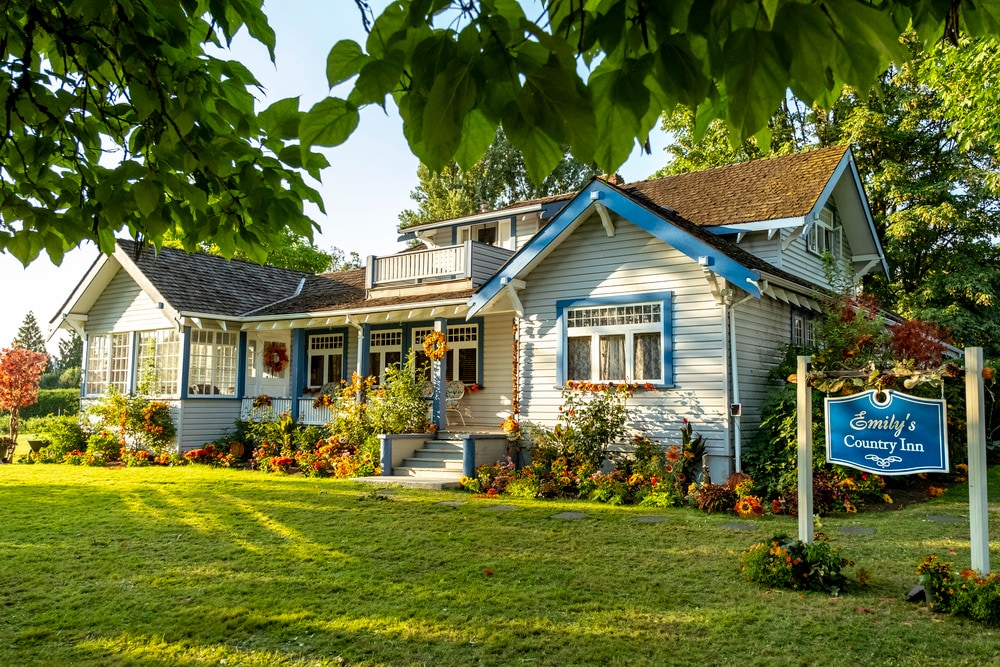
[400,457,464,471]
[421,439,464,451]
[410,449,463,461]
[393,465,464,479]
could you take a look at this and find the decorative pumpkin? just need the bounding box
[229,442,245,457]
[422,331,448,361]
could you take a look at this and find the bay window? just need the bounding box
[136,330,181,395]
[85,332,131,395]
[188,330,238,395]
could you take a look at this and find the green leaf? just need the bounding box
[590,56,651,171]
[774,4,838,103]
[421,64,477,169]
[299,97,359,155]
[260,97,301,140]
[133,180,162,217]
[453,110,497,171]
[722,29,788,139]
[326,40,369,88]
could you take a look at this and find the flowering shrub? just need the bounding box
[184,444,235,467]
[63,449,98,466]
[87,431,123,463]
[953,569,1000,626]
[741,534,853,595]
[461,457,516,496]
[87,389,175,454]
[268,456,295,473]
[122,448,152,467]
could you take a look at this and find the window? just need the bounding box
[807,207,841,258]
[561,297,671,385]
[309,333,344,387]
[792,313,816,347]
[188,330,238,395]
[456,221,512,248]
[136,330,181,395]
[413,324,479,384]
[369,329,402,383]
[85,332,131,395]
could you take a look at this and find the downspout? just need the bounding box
[728,291,758,473]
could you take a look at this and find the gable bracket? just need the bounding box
[595,202,615,237]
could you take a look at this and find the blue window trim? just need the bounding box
[179,326,191,399]
[555,291,674,388]
[301,327,350,388]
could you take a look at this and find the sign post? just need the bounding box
[966,347,990,574]
[797,356,814,543]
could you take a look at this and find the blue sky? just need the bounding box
[0,1,671,352]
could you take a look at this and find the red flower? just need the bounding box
[484,570,494,576]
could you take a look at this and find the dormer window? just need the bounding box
[807,207,841,258]
[457,220,513,249]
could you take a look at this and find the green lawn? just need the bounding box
[1,464,998,667]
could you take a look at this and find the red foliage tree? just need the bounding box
[0,343,49,462]
[890,320,953,369]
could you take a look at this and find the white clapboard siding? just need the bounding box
[176,399,242,451]
[732,297,791,452]
[778,227,854,291]
[461,313,514,425]
[85,268,174,333]
[737,231,781,268]
[517,212,728,456]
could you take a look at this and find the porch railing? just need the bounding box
[366,241,513,289]
[298,399,332,426]
[239,397,293,421]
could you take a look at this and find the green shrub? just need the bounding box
[87,431,122,462]
[18,388,80,420]
[740,534,853,595]
[366,352,430,435]
[22,415,87,457]
[952,570,1000,626]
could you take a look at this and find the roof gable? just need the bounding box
[467,180,763,316]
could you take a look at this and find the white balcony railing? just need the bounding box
[367,241,513,289]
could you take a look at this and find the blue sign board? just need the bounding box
[826,390,949,475]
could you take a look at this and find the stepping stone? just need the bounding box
[634,516,665,523]
[839,526,876,536]
[437,501,464,507]
[485,504,517,511]
[926,515,964,524]
[375,488,397,495]
[552,512,586,520]
[722,522,757,531]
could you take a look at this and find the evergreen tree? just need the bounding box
[13,312,47,357]
[57,333,83,373]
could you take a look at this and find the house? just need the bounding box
[52,145,886,481]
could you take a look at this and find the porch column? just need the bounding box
[358,323,371,377]
[236,331,248,398]
[179,326,191,399]
[432,317,448,431]
[289,328,306,422]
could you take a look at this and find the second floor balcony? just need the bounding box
[366,241,513,294]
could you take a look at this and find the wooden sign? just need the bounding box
[826,390,948,475]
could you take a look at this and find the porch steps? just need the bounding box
[393,437,466,480]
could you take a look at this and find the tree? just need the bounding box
[654,35,1000,356]
[5,1,1000,266]
[0,343,48,461]
[162,228,335,273]
[13,311,46,356]
[399,128,597,228]
[56,332,82,373]
[1,1,327,266]
[315,0,998,185]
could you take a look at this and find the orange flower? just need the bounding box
[665,445,681,463]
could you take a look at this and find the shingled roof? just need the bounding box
[508,144,850,227]
[117,240,311,317]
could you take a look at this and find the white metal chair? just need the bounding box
[445,380,467,426]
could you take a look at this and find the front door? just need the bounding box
[246,332,291,397]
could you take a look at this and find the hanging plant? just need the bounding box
[263,343,289,374]
[422,331,448,361]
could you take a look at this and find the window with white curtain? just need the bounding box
[564,300,667,384]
